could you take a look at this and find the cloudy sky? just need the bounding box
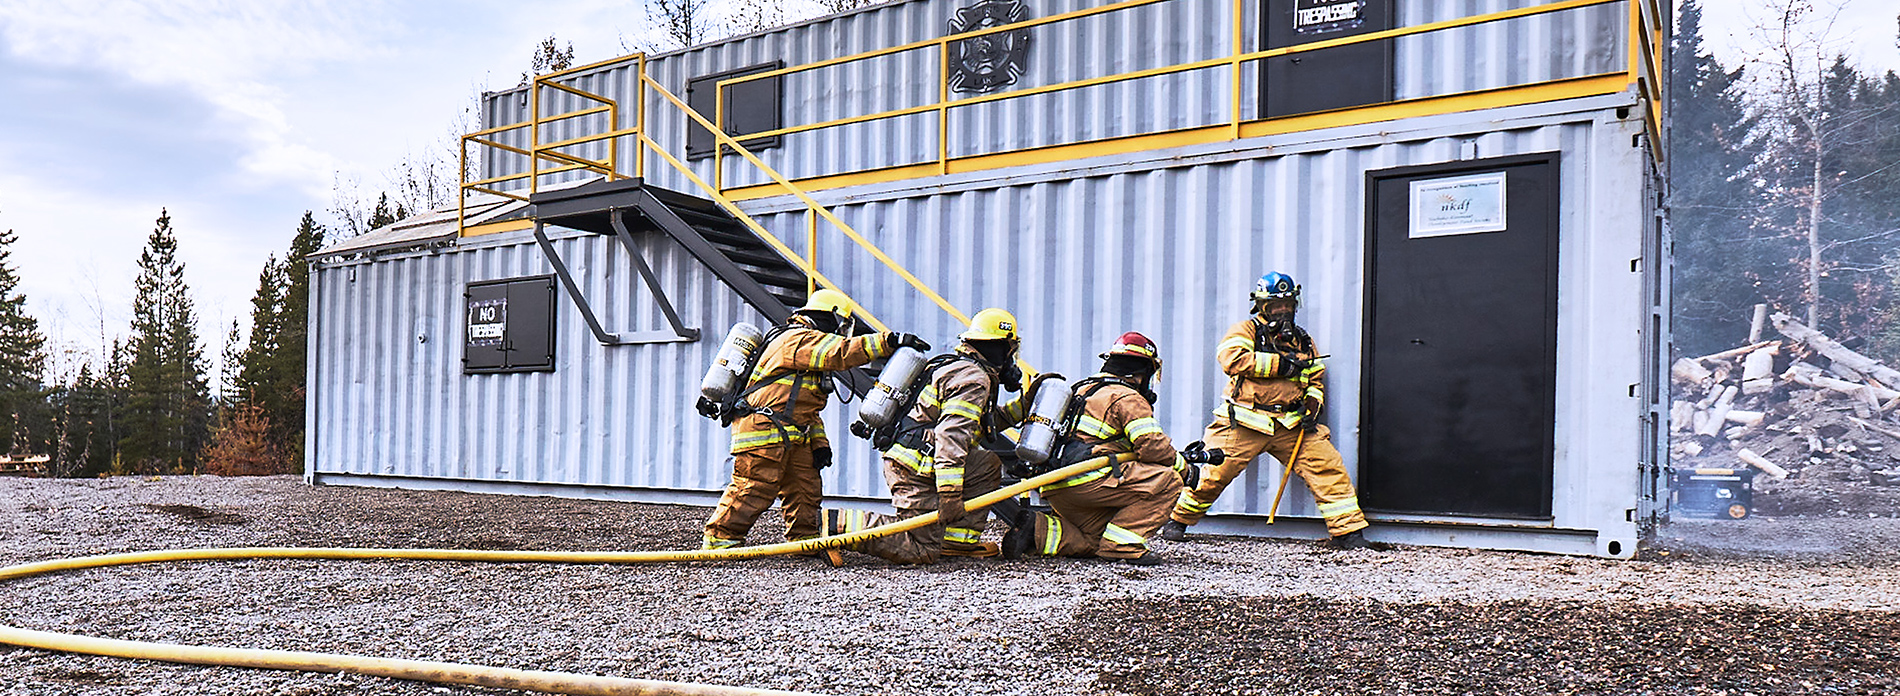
[1,0,1897,383]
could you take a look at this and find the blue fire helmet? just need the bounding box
[1251,272,1300,305]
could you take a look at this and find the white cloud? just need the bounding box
[0,0,389,197]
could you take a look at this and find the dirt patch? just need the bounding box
[40,668,124,685]
[141,503,247,525]
[1065,596,1900,696]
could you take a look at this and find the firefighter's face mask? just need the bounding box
[969,338,1022,391]
[801,309,856,335]
[1129,357,1162,404]
[1257,298,1298,327]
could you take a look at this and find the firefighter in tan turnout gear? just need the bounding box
[1001,332,1219,565]
[822,308,1033,564]
[699,289,931,550]
[1159,272,1372,549]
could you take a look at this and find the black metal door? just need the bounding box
[1361,154,1559,519]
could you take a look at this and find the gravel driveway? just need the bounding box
[2,475,1896,696]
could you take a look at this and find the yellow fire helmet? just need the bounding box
[800,288,855,317]
[959,307,1019,342]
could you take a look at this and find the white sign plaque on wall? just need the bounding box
[1409,171,1508,238]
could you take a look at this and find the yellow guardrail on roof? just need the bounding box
[456,0,1666,328]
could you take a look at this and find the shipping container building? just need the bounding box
[308,0,1670,558]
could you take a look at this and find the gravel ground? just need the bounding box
[2,475,1897,696]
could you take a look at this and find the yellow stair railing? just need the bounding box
[460,57,970,335]
[458,54,648,227]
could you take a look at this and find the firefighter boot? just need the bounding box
[1159,520,1189,542]
[1326,530,1373,551]
[1000,510,1035,560]
[1117,551,1163,566]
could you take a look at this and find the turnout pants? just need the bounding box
[831,450,1003,564]
[1025,461,1183,560]
[1171,419,1368,537]
[703,444,823,548]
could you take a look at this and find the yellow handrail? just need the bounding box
[460,58,646,235]
[650,76,972,327]
[638,133,891,333]
[708,0,1648,182]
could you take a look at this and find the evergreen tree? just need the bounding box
[233,256,283,401]
[1669,0,1787,355]
[203,402,282,476]
[366,193,406,232]
[218,319,243,406]
[0,226,48,458]
[49,364,104,477]
[224,212,323,469]
[100,339,129,472]
[120,209,211,474]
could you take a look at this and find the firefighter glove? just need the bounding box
[937,489,966,525]
[813,446,833,470]
[1273,354,1309,378]
[1178,460,1202,490]
[891,332,932,353]
[695,396,721,420]
[1300,397,1322,433]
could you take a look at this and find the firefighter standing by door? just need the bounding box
[823,308,1033,564]
[1159,273,1372,549]
[699,289,931,550]
[1003,332,1218,565]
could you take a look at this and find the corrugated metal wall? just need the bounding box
[1394,0,1627,99]
[480,0,1629,193]
[313,100,1652,545]
[309,229,768,494]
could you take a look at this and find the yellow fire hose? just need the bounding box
[0,453,1135,696]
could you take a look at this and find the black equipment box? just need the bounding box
[1670,467,1757,519]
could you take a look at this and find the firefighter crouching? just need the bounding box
[1160,272,1373,550]
[699,289,931,550]
[1002,332,1220,566]
[822,308,1033,564]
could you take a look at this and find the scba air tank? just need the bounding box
[855,347,930,429]
[700,322,765,402]
[1013,377,1073,464]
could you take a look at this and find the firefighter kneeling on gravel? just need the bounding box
[821,308,1034,564]
[699,289,931,550]
[1159,272,1372,550]
[1002,332,1218,566]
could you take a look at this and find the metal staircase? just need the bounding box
[530,178,875,393]
[527,178,809,346]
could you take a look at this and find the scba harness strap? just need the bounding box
[724,323,842,450]
[1227,318,1315,429]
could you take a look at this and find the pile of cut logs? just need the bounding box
[1670,309,1900,488]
